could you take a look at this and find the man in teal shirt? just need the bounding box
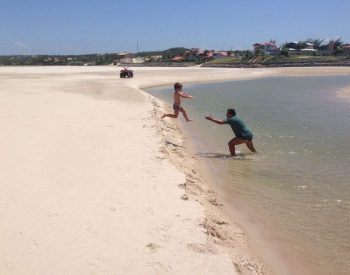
[205,108,257,156]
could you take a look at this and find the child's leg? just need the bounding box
[228,138,246,156]
[179,108,192,122]
[162,109,179,119]
[246,140,257,153]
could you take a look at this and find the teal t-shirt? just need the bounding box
[224,116,253,140]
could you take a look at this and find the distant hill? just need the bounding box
[136,47,190,57]
[0,47,191,66]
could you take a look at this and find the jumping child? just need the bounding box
[161,82,193,122]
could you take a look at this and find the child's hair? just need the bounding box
[174,82,182,90]
[227,108,236,116]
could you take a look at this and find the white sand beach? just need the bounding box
[1,66,350,275]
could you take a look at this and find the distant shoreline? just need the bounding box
[121,61,350,68]
[2,60,350,68]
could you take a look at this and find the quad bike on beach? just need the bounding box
[120,68,134,78]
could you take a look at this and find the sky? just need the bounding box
[1,0,349,55]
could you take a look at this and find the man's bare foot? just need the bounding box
[186,119,193,122]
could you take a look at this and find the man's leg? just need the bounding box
[228,138,246,156]
[246,139,257,153]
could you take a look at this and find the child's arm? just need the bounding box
[178,91,193,99]
[205,114,225,125]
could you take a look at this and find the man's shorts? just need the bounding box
[238,134,253,141]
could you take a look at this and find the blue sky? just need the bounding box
[1,0,349,55]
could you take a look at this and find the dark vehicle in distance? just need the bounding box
[120,68,134,78]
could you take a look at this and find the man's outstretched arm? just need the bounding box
[205,115,225,125]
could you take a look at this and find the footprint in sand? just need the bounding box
[146,242,161,252]
[186,243,207,254]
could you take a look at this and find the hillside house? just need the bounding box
[305,43,315,49]
[300,42,318,53]
[301,43,318,53]
[253,40,279,55]
[187,48,214,61]
[171,56,184,62]
[214,51,229,59]
[115,52,135,63]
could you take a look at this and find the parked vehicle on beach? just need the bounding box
[120,68,133,78]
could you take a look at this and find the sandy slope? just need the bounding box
[0,66,349,275]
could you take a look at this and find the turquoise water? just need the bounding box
[146,76,350,275]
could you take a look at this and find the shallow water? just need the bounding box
[146,76,350,275]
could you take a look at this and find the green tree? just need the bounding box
[280,47,289,57]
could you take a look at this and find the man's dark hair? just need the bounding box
[174,82,182,90]
[227,108,236,116]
